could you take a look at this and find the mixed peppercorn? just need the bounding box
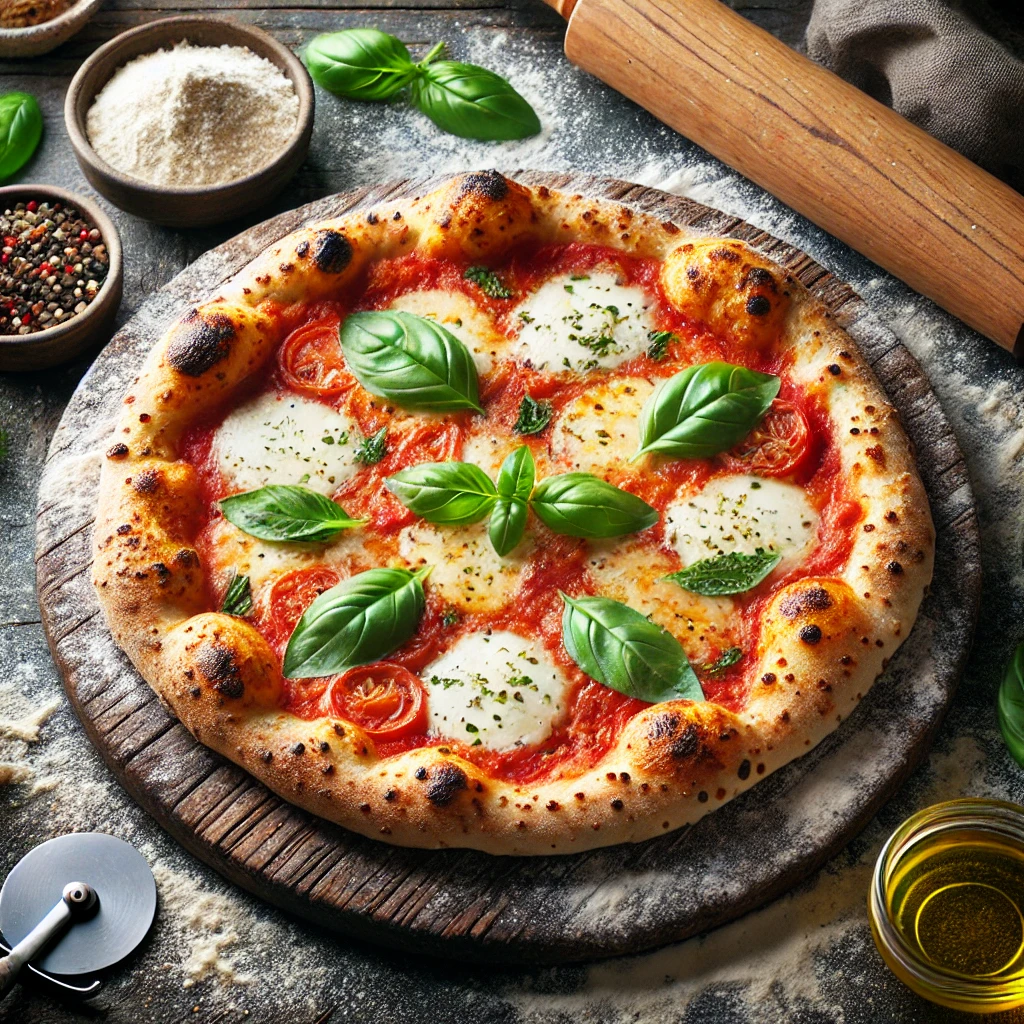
[0,200,109,336]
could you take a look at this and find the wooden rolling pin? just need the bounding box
[543,0,1024,356]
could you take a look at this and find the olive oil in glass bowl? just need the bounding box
[870,799,1024,1013]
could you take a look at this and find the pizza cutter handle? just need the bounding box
[544,0,1024,355]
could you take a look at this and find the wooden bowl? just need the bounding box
[0,0,101,59]
[0,185,123,372]
[64,16,315,228]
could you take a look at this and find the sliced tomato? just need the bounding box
[329,663,427,741]
[266,566,341,649]
[725,399,811,478]
[279,317,349,396]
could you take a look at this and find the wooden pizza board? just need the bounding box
[35,173,980,964]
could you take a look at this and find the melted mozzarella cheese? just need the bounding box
[665,474,817,570]
[215,392,360,495]
[398,520,533,613]
[423,631,570,750]
[389,289,505,374]
[512,272,655,371]
[549,376,654,474]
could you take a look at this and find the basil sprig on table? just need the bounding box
[386,461,497,525]
[303,29,417,100]
[340,310,483,414]
[489,445,535,557]
[663,549,782,597]
[561,593,703,704]
[220,485,365,543]
[998,642,1024,767]
[531,473,658,539]
[305,30,540,142]
[634,362,780,461]
[0,92,42,182]
[220,572,253,617]
[283,567,430,678]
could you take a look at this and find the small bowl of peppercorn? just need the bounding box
[0,184,122,371]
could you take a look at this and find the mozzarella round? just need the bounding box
[423,631,570,750]
[511,272,655,372]
[215,391,360,495]
[389,288,505,374]
[549,376,654,474]
[665,474,818,570]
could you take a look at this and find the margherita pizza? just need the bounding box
[92,172,934,854]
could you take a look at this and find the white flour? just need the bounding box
[86,42,300,188]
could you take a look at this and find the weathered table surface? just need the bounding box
[3,2,1024,1022]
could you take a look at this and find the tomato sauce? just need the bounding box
[172,242,861,784]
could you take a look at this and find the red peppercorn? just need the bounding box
[64,264,74,274]
[21,313,29,324]
[4,236,17,247]
[1,254,8,265]
[26,201,37,213]
[79,230,89,241]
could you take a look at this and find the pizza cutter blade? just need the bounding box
[0,833,156,999]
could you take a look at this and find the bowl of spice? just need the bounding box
[0,184,122,372]
[64,17,314,228]
[0,0,101,59]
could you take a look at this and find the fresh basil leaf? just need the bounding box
[646,330,675,361]
[220,571,252,617]
[634,362,781,460]
[0,92,42,181]
[530,473,658,539]
[220,485,365,543]
[999,642,1024,767]
[703,647,743,675]
[386,461,497,525]
[283,566,429,678]
[304,29,416,100]
[513,394,552,436]
[560,593,703,704]
[340,310,483,414]
[354,426,388,465]
[464,265,513,299]
[410,61,541,141]
[489,445,534,556]
[663,549,782,597]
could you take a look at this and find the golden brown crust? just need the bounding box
[92,172,934,854]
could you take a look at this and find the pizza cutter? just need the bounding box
[0,833,156,1000]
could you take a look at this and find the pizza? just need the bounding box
[92,172,934,854]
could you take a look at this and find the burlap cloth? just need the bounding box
[807,0,1024,189]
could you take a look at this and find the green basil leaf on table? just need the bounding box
[560,593,703,704]
[634,362,780,460]
[386,461,497,525]
[998,642,1024,767]
[702,647,743,675]
[219,485,365,543]
[489,445,535,556]
[464,265,513,299]
[220,571,252,617]
[530,473,658,539]
[410,61,541,141]
[663,548,782,597]
[283,566,430,678]
[0,92,42,182]
[340,310,484,414]
[513,394,553,436]
[354,426,388,465]
[304,29,417,100]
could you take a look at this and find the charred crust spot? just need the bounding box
[670,723,700,759]
[619,772,630,783]
[887,560,904,575]
[828,363,842,376]
[546,800,560,811]
[312,230,353,274]
[279,262,294,274]
[738,759,751,780]
[107,443,129,459]
[138,413,150,423]
[366,212,379,225]
[167,309,236,377]
[885,510,899,523]
[866,445,885,464]
[647,712,680,741]
[360,803,371,814]
[259,749,273,763]
[425,763,468,806]
[116,524,131,535]
[457,169,509,202]
[800,624,823,645]
[393,211,402,221]
[697,790,709,803]
[709,247,741,263]
[290,742,305,755]
[745,294,772,316]
[173,548,199,569]
[295,240,310,258]
[574,792,585,801]
[817,679,833,692]
[318,740,330,753]
[686,265,701,282]
[132,469,160,494]
[610,798,624,811]
[151,562,170,584]
[322,763,334,775]
[188,686,201,698]
[761,672,777,684]
[414,767,427,780]
[864,523,875,532]
[384,788,396,801]
[781,587,832,618]
[196,643,244,699]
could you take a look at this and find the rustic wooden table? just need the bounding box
[2,2,1024,1022]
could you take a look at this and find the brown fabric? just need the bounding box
[807,0,1024,189]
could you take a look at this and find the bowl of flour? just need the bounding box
[64,16,314,227]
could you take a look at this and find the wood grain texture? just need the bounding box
[561,0,1024,353]
[35,173,980,964]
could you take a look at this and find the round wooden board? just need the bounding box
[36,173,980,964]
